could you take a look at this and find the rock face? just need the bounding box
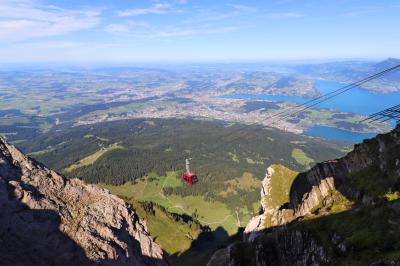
[243,167,273,240]
[208,126,400,266]
[0,138,168,266]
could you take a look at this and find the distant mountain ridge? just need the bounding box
[373,58,400,81]
[373,58,400,69]
[295,58,400,93]
[0,137,168,265]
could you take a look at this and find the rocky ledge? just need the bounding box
[0,137,168,266]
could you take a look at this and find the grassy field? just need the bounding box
[64,143,122,172]
[100,171,255,235]
[28,147,55,157]
[0,117,30,126]
[99,171,259,265]
[291,148,314,167]
[263,164,299,210]
[124,199,203,257]
[224,172,260,192]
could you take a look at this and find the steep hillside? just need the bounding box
[99,187,207,265]
[208,125,400,265]
[0,137,168,265]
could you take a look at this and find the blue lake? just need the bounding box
[313,80,400,115]
[222,80,400,142]
[305,125,378,143]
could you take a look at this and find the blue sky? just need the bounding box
[0,0,399,63]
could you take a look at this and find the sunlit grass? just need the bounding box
[64,143,122,172]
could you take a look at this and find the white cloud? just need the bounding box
[181,12,237,25]
[115,3,177,17]
[0,20,33,32]
[16,41,89,50]
[225,4,258,12]
[109,3,254,39]
[341,9,375,17]
[265,12,305,19]
[0,0,101,42]
[0,40,122,62]
[147,25,248,38]
[105,20,251,39]
[105,24,131,33]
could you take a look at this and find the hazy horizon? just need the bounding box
[0,57,397,69]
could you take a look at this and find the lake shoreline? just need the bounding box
[221,79,400,143]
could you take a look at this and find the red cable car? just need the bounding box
[182,158,198,185]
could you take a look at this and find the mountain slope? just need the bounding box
[208,125,400,265]
[16,118,346,246]
[0,137,168,265]
[295,58,400,93]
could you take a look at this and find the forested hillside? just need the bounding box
[20,118,345,183]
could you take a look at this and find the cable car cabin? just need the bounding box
[182,172,198,185]
[182,158,198,185]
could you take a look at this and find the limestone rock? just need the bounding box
[243,167,274,240]
[0,137,168,266]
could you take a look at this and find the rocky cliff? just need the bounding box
[208,126,400,265]
[0,137,168,266]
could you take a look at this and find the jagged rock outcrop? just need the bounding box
[0,138,168,266]
[243,167,273,240]
[208,227,329,266]
[248,125,400,233]
[287,125,400,217]
[208,126,400,266]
